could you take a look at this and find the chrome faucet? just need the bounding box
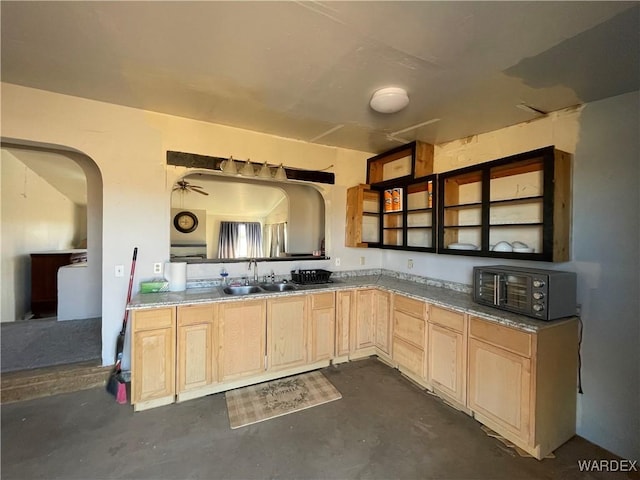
[248,259,258,284]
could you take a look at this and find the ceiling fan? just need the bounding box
[173,180,209,196]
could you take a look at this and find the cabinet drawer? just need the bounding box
[132,308,175,332]
[311,292,335,310]
[429,305,464,333]
[469,317,532,358]
[394,311,425,348]
[393,337,424,378]
[177,304,214,326]
[394,295,426,317]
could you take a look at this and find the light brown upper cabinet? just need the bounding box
[345,184,380,248]
[346,144,571,262]
[438,146,571,262]
[346,141,437,252]
[366,141,434,184]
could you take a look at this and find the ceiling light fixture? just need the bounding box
[370,87,409,114]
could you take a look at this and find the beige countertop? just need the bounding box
[128,272,576,333]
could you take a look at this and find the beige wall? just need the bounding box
[0,82,373,367]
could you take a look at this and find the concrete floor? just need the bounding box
[1,359,630,480]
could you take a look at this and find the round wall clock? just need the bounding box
[173,211,198,234]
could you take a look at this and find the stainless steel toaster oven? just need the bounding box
[473,265,577,320]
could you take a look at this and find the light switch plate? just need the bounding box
[115,265,124,277]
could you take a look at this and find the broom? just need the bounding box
[107,247,138,404]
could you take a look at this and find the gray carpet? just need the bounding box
[1,318,102,372]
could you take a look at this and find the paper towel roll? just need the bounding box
[165,262,187,292]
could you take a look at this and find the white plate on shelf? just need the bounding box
[448,243,478,250]
[492,241,513,252]
[513,247,534,253]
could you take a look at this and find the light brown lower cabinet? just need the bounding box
[129,289,578,460]
[335,290,355,359]
[427,305,467,408]
[353,288,391,358]
[374,290,391,356]
[467,316,578,459]
[218,299,267,381]
[309,292,335,363]
[131,307,176,410]
[267,296,308,371]
[392,294,427,379]
[176,304,217,394]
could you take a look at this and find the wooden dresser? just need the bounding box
[30,250,86,317]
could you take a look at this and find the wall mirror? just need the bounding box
[170,173,326,262]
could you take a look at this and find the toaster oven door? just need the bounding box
[475,270,532,313]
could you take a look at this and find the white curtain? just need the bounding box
[264,222,287,257]
[218,221,262,258]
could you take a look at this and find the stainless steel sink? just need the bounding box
[223,285,263,295]
[259,282,297,292]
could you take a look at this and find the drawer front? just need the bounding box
[469,317,532,358]
[394,310,425,348]
[132,308,174,332]
[311,292,335,310]
[393,337,425,378]
[394,295,425,317]
[177,304,215,326]
[429,305,464,333]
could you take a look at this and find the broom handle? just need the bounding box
[120,247,138,335]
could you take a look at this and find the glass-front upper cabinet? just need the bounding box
[379,176,436,251]
[438,146,571,262]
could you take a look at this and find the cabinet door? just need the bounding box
[427,323,465,405]
[309,292,335,363]
[218,300,266,381]
[177,304,215,394]
[131,308,176,405]
[267,296,307,371]
[354,290,376,351]
[468,338,532,443]
[335,290,354,356]
[345,185,380,247]
[374,290,391,354]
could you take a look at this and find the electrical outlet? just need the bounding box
[360,256,365,266]
[335,257,341,267]
[153,263,162,275]
[407,259,414,269]
[115,265,124,277]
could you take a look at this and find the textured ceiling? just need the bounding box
[1,1,639,154]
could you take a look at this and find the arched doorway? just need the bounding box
[0,141,103,371]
